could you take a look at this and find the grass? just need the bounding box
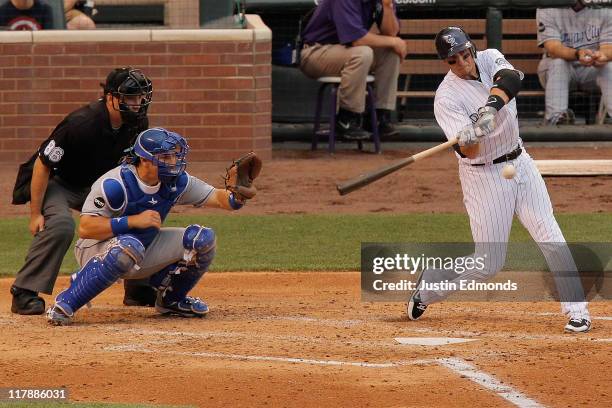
[1,213,612,276]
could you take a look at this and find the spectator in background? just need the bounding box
[0,0,54,30]
[299,0,405,140]
[537,0,612,125]
[64,0,96,29]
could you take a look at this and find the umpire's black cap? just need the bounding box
[435,27,476,59]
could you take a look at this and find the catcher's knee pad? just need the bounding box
[56,235,145,314]
[152,226,215,304]
[183,224,216,270]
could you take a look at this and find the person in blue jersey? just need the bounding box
[46,128,260,325]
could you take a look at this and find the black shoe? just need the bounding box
[378,119,399,138]
[406,271,427,320]
[10,286,45,315]
[564,317,591,333]
[123,282,157,307]
[364,109,399,138]
[337,108,370,140]
[407,291,428,321]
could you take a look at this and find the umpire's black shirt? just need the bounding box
[38,99,148,189]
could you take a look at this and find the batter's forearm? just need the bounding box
[490,88,510,104]
[29,157,51,216]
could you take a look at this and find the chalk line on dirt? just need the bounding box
[438,357,546,408]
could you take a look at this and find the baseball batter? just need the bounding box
[406,27,591,333]
[46,128,261,325]
[537,1,612,125]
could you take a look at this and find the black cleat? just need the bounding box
[564,318,591,333]
[407,271,427,320]
[10,286,45,315]
[407,290,428,321]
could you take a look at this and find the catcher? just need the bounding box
[46,127,261,325]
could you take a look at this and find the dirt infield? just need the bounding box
[1,145,612,407]
[0,275,610,407]
[2,145,612,218]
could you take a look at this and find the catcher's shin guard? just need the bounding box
[151,225,216,304]
[54,235,145,315]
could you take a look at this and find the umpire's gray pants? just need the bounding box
[538,57,612,120]
[14,179,89,294]
[75,228,187,280]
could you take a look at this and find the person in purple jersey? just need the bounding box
[46,128,257,325]
[300,0,406,139]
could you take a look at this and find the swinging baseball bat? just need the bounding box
[336,137,459,196]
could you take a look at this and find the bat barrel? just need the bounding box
[336,157,415,195]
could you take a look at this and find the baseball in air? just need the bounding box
[502,163,516,179]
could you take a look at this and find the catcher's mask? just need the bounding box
[133,128,189,186]
[102,67,153,125]
[435,26,476,61]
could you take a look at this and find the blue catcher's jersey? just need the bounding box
[118,165,188,246]
[81,164,215,248]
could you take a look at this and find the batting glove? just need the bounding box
[475,106,497,135]
[457,124,483,146]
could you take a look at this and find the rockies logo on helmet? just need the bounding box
[435,27,476,60]
[443,35,457,47]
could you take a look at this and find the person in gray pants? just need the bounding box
[536,1,611,125]
[10,67,153,315]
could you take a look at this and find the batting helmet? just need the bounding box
[133,128,189,186]
[435,27,476,60]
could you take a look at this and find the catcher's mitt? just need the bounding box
[224,151,262,200]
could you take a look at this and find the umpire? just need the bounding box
[10,67,154,315]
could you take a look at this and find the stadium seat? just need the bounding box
[312,75,381,154]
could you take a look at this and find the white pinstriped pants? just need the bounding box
[419,151,589,318]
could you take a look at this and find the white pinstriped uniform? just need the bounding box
[421,49,589,319]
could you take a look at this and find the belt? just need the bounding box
[471,146,522,166]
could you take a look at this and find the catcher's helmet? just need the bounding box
[435,27,476,60]
[133,128,189,186]
[102,67,153,124]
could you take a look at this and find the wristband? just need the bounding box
[575,49,580,61]
[228,192,244,210]
[111,216,129,235]
[485,94,505,112]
